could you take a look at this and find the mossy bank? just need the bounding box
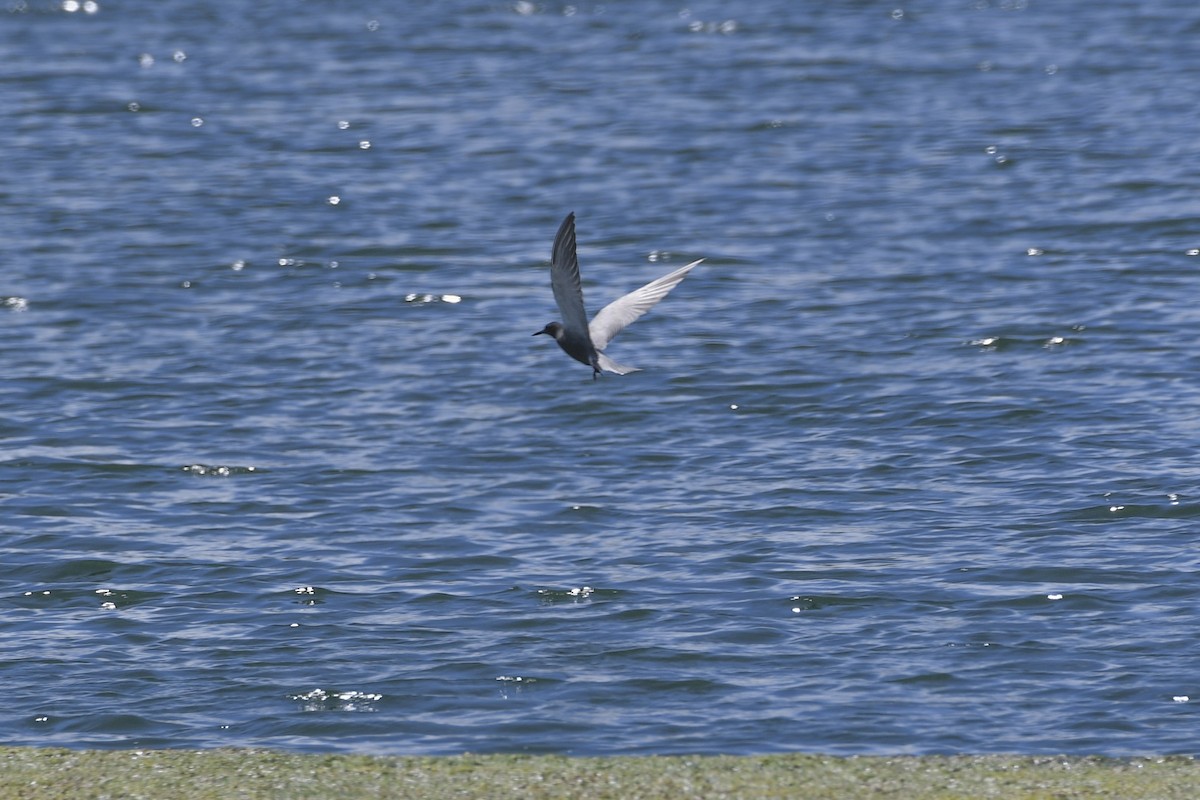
[2,748,1197,799]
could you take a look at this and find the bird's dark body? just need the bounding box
[534,321,601,378]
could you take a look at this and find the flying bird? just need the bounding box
[533,212,703,379]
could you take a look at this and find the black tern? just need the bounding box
[533,212,703,379]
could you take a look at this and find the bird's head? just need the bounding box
[533,322,563,339]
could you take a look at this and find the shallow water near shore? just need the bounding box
[3,1,1200,756]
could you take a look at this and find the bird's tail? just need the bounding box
[596,352,640,375]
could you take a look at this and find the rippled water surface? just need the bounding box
[4,0,1200,755]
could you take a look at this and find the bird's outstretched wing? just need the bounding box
[589,259,704,351]
[549,212,592,342]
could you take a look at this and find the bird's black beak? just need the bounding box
[532,329,546,336]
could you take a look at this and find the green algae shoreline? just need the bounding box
[2,748,1197,799]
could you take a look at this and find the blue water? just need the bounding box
[3,0,1200,756]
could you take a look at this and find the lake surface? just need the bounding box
[3,0,1200,756]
